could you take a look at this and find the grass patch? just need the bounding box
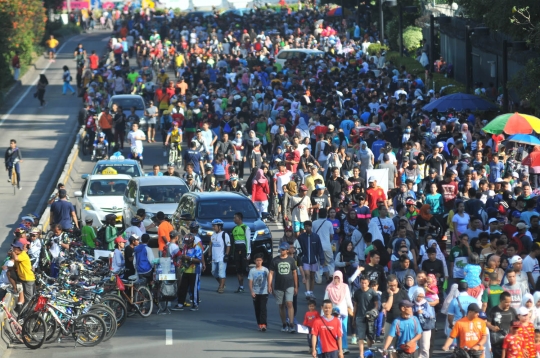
[386,51,466,94]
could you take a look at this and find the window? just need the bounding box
[110,98,145,111]
[126,181,137,200]
[93,164,142,177]
[87,179,129,196]
[277,51,290,60]
[197,199,258,220]
[138,185,188,204]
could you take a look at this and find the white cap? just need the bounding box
[517,307,529,316]
[510,255,522,265]
[436,142,444,148]
[328,124,335,130]
[488,218,498,224]
[496,178,504,183]
[512,171,519,178]
[368,176,376,182]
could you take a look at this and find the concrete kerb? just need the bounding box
[38,126,84,233]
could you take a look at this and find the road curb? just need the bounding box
[38,126,84,232]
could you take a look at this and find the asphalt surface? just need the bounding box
[4,31,452,358]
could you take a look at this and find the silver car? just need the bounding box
[108,94,147,131]
[123,176,189,238]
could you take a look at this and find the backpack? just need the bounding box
[96,226,107,247]
[510,234,526,255]
[322,142,332,156]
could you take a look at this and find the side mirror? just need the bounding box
[128,198,135,205]
[74,191,83,197]
[81,174,88,180]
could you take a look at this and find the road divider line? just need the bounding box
[165,329,173,345]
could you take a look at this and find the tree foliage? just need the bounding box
[402,25,422,52]
[0,0,47,89]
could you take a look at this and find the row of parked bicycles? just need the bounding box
[6,246,153,350]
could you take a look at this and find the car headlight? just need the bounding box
[257,229,270,235]
[83,202,95,211]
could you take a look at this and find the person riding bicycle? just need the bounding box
[92,132,109,161]
[5,139,22,190]
[165,121,183,161]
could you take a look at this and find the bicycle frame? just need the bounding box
[0,301,23,339]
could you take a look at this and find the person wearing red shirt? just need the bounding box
[366,177,387,211]
[88,50,99,70]
[303,300,321,354]
[438,171,459,211]
[311,300,343,358]
[285,144,301,174]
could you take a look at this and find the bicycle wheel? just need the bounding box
[89,305,117,341]
[168,145,176,166]
[42,311,60,344]
[21,313,47,349]
[18,294,39,320]
[98,295,127,328]
[74,313,106,347]
[134,286,153,317]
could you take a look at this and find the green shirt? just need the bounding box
[105,225,117,251]
[481,284,503,311]
[81,226,96,248]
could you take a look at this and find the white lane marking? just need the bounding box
[0,36,81,127]
[166,329,173,345]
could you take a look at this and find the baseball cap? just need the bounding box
[279,242,290,250]
[467,303,482,313]
[368,176,376,182]
[510,255,522,265]
[11,242,24,250]
[30,227,40,234]
[479,312,487,320]
[342,199,351,205]
[299,185,308,191]
[85,218,93,223]
[254,140,261,145]
[488,218,498,224]
[517,222,529,230]
[511,320,522,328]
[518,307,529,316]
[186,174,194,180]
[114,236,127,244]
[328,124,335,131]
[436,142,444,148]
[512,211,522,218]
[496,178,504,183]
[315,184,326,190]
[399,300,414,308]
[512,171,520,178]
[429,168,437,174]
[129,235,140,242]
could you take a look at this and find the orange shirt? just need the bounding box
[517,321,535,358]
[157,221,173,251]
[502,333,524,358]
[366,186,386,211]
[449,317,486,349]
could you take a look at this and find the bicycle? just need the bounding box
[113,274,153,317]
[10,158,19,194]
[0,299,47,349]
[168,142,182,168]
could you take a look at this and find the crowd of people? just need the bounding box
[14,2,540,357]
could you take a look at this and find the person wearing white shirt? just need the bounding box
[313,211,336,281]
[523,244,540,290]
[127,122,145,159]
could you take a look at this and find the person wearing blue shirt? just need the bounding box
[382,299,423,356]
[146,164,164,177]
[183,141,204,175]
[447,281,478,329]
[339,117,355,138]
[371,134,386,162]
[360,109,371,124]
[488,156,504,183]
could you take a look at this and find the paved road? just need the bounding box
[5,36,452,357]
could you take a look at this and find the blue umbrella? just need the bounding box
[507,134,540,146]
[421,93,499,112]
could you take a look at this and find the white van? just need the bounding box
[275,49,325,70]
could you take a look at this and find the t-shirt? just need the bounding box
[502,283,524,309]
[502,334,524,358]
[81,225,96,248]
[50,200,75,229]
[388,316,423,349]
[353,288,378,318]
[124,244,135,275]
[522,255,540,285]
[210,231,231,262]
[248,267,269,295]
[487,305,517,333]
[128,129,145,153]
[448,294,478,321]
[303,310,321,328]
[481,284,504,311]
[157,221,173,251]
[452,212,470,233]
[269,255,297,291]
[381,289,410,323]
[421,259,445,279]
[362,264,387,291]
[449,245,468,278]
[15,251,35,282]
[366,187,386,211]
[449,317,486,348]
[311,316,342,353]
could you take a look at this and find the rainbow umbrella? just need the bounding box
[482,112,540,135]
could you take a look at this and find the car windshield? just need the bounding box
[139,185,188,204]
[197,199,259,220]
[111,98,144,111]
[93,164,142,177]
[87,179,129,196]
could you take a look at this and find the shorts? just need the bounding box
[147,118,157,125]
[21,280,35,301]
[383,321,397,348]
[293,221,304,233]
[233,244,248,275]
[211,261,227,279]
[355,318,369,339]
[48,47,56,54]
[274,286,294,305]
[318,351,339,358]
[303,263,319,272]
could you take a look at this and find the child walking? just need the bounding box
[303,300,320,355]
[248,253,269,331]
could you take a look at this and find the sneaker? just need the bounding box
[171,304,184,311]
[289,324,296,333]
[18,186,21,190]
[190,305,198,311]
[342,349,350,354]
[261,324,267,332]
[7,179,10,183]
[258,324,262,331]
[375,337,382,343]
[351,336,358,344]
[281,324,289,333]
[235,287,244,293]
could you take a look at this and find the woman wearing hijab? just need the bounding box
[469,238,484,256]
[412,287,435,358]
[414,204,436,240]
[232,131,245,179]
[282,181,297,226]
[371,239,391,269]
[415,153,426,179]
[252,169,270,219]
[357,141,374,182]
[323,271,354,355]
[419,238,449,277]
[532,292,540,329]
[343,210,358,240]
[461,123,472,145]
[245,130,258,170]
[334,239,359,280]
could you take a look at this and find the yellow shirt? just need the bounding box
[15,251,35,282]
[305,173,324,196]
[47,39,59,49]
[175,54,184,68]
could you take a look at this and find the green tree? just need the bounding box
[402,26,422,52]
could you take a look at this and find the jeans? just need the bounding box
[14,68,20,81]
[252,294,268,325]
[211,261,227,279]
[8,162,20,185]
[340,315,348,350]
[63,82,75,94]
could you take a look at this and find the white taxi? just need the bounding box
[74,174,131,227]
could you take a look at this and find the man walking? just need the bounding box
[208,219,230,293]
[353,276,378,357]
[50,189,79,230]
[442,303,487,357]
[311,299,344,358]
[232,212,251,293]
[312,209,335,283]
[487,291,517,358]
[382,300,423,358]
[297,221,325,300]
[268,242,298,333]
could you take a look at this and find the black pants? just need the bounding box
[37,89,46,106]
[177,272,199,306]
[234,244,248,276]
[252,294,268,325]
[102,128,113,148]
[234,160,245,179]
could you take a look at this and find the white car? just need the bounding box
[74,174,131,228]
[275,49,324,69]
